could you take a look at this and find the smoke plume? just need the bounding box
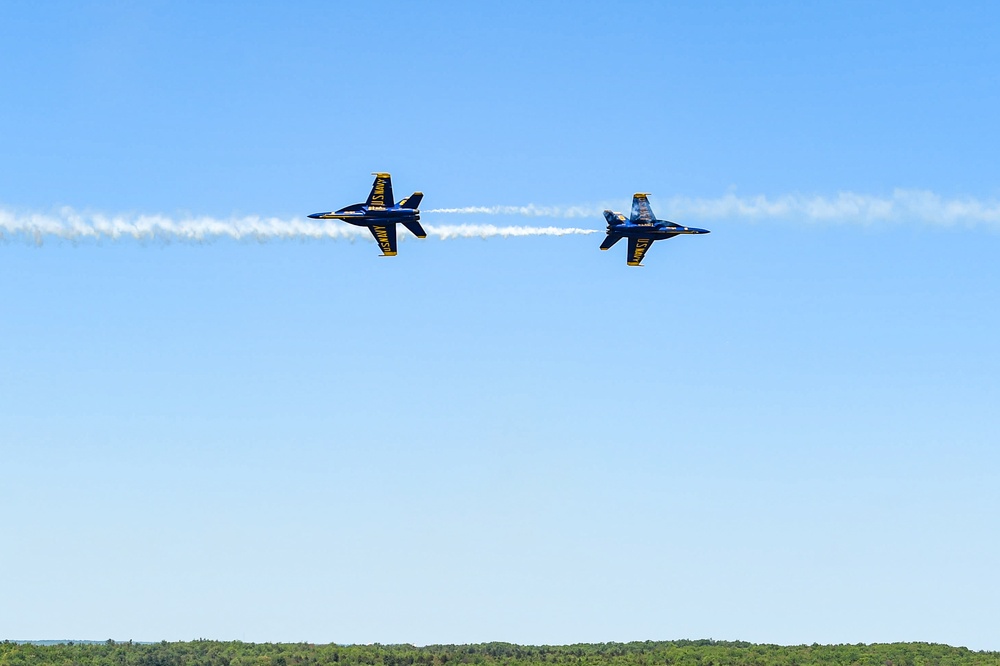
[4,188,999,246]
[430,189,1000,227]
[0,207,597,245]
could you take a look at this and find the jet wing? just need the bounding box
[630,193,656,223]
[627,236,654,266]
[368,223,398,256]
[365,172,394,210]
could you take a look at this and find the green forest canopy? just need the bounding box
[2,641,999,666]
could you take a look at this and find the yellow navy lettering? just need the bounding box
[369,179,386,209]
[373,226,392,252]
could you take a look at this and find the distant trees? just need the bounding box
[1,641,998,666]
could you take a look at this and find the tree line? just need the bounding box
[3,640,999,666]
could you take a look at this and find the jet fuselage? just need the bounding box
[607,220,710,239]
[308,207,420,225]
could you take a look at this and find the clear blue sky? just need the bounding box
[2,0,999,651]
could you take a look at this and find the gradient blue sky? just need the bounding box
[2,0,999,651]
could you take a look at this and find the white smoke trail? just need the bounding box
[4,189,999,245]
[664,189,1000,227]
[0,208,370,243]
[428,224,597,239]
[0,207,597,245]
[429,189,1000,228]
[426,204,605,218]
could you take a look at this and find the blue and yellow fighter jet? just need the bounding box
[309,173,426,256]
[600,193,709,266]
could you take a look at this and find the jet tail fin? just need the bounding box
[398,192,423,209]
[604,210,626,226]
[401,220,427,238]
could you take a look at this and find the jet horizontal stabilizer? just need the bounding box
[600,233,624,250]
[401,220,427,239]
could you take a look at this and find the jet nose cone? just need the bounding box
[308,212,324,219]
